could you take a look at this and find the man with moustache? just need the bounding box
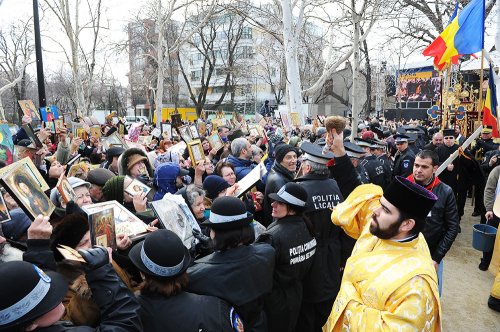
[323,141,441,331]
[407,150,459,294]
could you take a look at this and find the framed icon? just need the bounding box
[187,139,205,164]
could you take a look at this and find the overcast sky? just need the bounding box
[0,0,498,89]
[0,0,142,85]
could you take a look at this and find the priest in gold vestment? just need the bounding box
[323,177,441,332]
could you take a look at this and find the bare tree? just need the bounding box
[178,7,248,116]
[0,20,33,122]
[42,0,107,116]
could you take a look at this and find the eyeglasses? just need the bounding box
[395,142,406,145]
[444,136,454,140]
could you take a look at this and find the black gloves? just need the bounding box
[78,246,109,270]
[189,229,213,258]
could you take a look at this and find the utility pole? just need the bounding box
[33,0,46,118]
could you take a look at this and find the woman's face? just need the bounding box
[75,231,91,250]
[221,166,236,185]
[48,161,65,179]
[192,196,205,219]
[202,140,210,151]
[271,201,288,219]
[74,186,92,207]
[130,161,146,178]
[18,182,31,195]
[204,158,214,175]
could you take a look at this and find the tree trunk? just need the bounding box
[350,13,361,143]
[281,0,303,122]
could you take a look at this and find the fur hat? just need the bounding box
[51,213,89,261]
[118,148,153,178]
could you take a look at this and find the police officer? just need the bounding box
[344,141,370,184]
[392,134,415,179]
[129,230,240,332]
[355,138,387,188]
[294,142,352,332]
[370,139,392,189]
[258,182,316,332]
[471,126,500,160]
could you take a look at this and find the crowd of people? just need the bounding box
[0,111,499,332]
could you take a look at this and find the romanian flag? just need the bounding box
[483,64,499,138]
[423,0,484,70]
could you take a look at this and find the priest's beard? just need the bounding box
[369,214,402,240]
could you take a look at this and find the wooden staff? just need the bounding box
[477,49,485,126]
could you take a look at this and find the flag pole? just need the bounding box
[477,49,485,127]
[442,65,451,130]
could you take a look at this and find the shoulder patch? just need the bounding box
[230,307,244,332]
[402,160,410,168]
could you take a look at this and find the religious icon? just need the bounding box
[88,207,116,249]
[18,100,41,121]
[0,162,55,219]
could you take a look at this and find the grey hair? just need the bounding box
[231,137,248,157]
[185,184,205,206]
[303,159,329,175]
[251,145,263,157]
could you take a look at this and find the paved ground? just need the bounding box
[441,199,500,331]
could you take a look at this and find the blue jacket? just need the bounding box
[227,155,254,181]
[153,163,181,200]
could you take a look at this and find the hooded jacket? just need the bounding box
[153,163,181,201]
[227,154,254,181]
[118,147,154,178]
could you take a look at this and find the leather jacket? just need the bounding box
[419,180,460,263]
[263,162,295,226]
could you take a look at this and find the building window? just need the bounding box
[241,27,252,39]
[236,46,253,59]
[213,86,225,93]
[191,70,202,80]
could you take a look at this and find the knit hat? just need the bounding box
[203,175,230,200]
[275,144,297,163]
[87,168,115,187]
[361,130,375,140]
[50,213,89,261]
[127,154,148,171]
[102,176,125,202]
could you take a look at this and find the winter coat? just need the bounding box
[293,173,351,303]
[408,176,460,263]
[22,239,142,332]
[57,260,136,327]
[227,154,255,181]
[137,292,239,332]
[262,162,295,226]
[257,215,316,332]
[153,162,181,200]
[187,243,275,332]
[392,147,415,179]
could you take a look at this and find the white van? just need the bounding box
[125,116,149,124]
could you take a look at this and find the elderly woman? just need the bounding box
[128,230,239,331]
[258,182,316,332]
[186,196,275,331]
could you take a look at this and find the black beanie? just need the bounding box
[275,144,297,163]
